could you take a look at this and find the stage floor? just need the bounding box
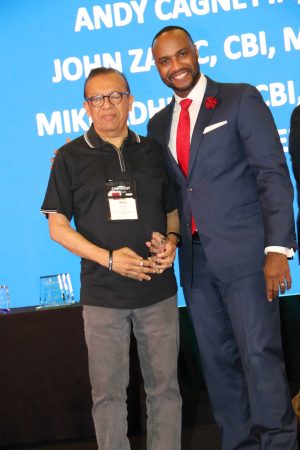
[3,424,221,450]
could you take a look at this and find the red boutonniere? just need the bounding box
[205,96,218,110]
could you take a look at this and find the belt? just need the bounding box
[192,231,200,242]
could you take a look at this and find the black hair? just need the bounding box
[84,67,130,98]
[151,26,194,48]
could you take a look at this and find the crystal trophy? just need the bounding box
[39,275,65,307]
[39,273,76,308]
[148,232,166,258]
[0,285,10,314]
[61,273,75,305]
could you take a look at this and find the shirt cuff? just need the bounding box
[264,246,294,258]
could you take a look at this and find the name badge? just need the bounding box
[105,180,138,221]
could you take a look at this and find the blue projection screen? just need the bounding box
[0,1,299,307]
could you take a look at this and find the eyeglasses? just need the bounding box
[85,91,129,108]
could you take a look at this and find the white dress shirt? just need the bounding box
[168,74,207,162]
[168,74,293,258]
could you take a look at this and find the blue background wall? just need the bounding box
[0,0,299,307]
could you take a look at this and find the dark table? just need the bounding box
[0,299,299,448]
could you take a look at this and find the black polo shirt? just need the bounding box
[41,125,177,309]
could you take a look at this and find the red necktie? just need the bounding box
[176,99,192,177]
[176,99,197,234]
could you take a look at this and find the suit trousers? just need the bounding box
[82,295,181,450]
[184,241,298,450]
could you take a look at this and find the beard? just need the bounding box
[162,67,200,93]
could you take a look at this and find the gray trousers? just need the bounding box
[82,295,182,450]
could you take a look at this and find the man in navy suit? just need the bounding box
[148,26,298,449]
[289,104,300,253]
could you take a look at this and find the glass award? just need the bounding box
[39,273,76,308]
[39,275,65,308]
[61,273,76,305]
[0,285,10,314]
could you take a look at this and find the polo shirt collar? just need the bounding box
[84,124,140,149]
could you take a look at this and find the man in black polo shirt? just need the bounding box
[41,67,182,450]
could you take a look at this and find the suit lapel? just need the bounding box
[160,99,174,149]
[188,77,219,177]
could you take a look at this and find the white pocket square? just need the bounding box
[203,120,228,134]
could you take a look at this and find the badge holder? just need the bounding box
[105,179,139,221]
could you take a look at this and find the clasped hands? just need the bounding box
[109,232,176,281]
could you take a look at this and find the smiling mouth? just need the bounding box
[170,70,190,81]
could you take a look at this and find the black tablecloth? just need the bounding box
[0,299,299,448]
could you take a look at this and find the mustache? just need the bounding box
[168,68,192,79]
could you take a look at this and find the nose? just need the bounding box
[169,57,182,75]
[101,96,113,108]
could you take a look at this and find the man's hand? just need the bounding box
[263,252,292,301]
[49,213,156,282]
[111,247,156,281]
[146,232,177,274]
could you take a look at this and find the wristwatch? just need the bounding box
[166,232,182,247]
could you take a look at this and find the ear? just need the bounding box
[194,44,199,58]
[83,100,91,118]
[128,95,134,112]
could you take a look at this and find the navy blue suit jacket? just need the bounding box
[289,104,300,254]
[148,76,296,287]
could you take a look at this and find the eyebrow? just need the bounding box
[157,47,190,61]
[87,89,127,97]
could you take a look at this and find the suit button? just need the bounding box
[187,187,193,192]
[186,222,190,227]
